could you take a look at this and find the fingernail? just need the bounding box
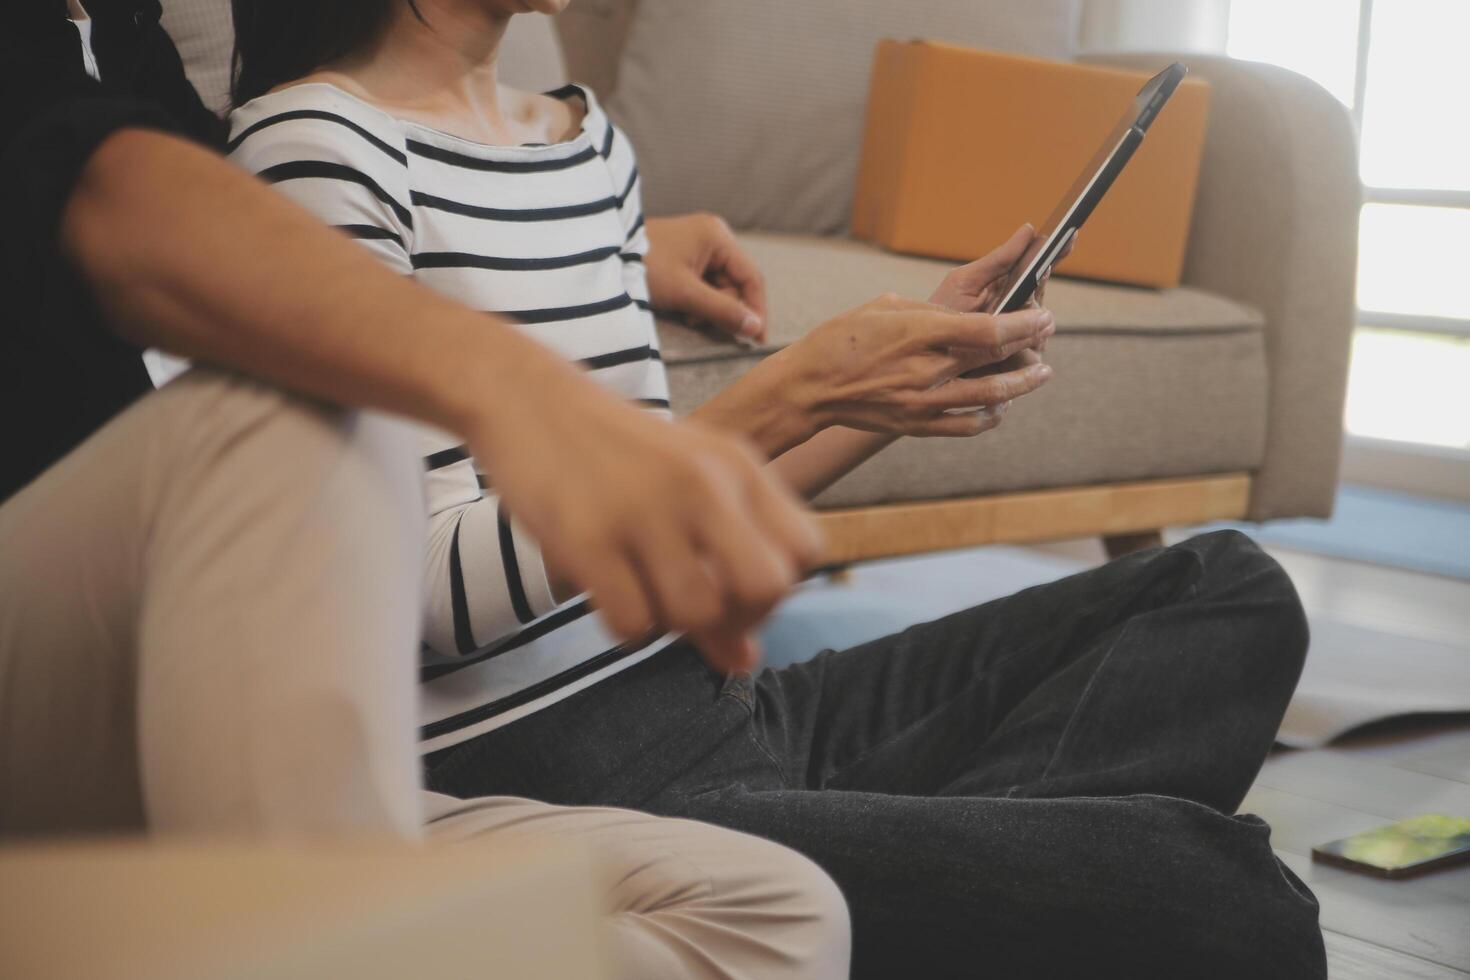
[1038,311,1055,328]
[740,313,763,338]
[1034,363,1053,380]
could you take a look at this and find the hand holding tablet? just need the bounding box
[983,62,1189,315]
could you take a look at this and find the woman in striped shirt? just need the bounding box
[228,0,1054,750]
[227,2,1323,978]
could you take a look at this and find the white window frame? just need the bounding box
[1353,0,1470,339]
[1335,0,1470,497]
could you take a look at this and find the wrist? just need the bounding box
[693,346,826,457]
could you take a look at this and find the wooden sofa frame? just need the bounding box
[816,473,1252,564]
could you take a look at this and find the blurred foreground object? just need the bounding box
[0,837,607,980]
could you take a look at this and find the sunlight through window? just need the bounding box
[1345,331,1470,449]
[1227,0,1360,106]
[1360,0,1470,191]
[1358,205,1470,321]
[1230,1,1470,454]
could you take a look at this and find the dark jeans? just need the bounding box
[427,530,1326,979]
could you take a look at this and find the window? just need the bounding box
[1228,0,1470,456]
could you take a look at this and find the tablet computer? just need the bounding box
[985,61,1189,315]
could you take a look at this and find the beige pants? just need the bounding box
[0,369,847,978]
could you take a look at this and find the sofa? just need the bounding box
[528,0,1362,563]
[159,0,1360,563]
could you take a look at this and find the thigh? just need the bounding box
[423,792,850,980]
[749,541,1207,795]
[134,371,426,838]
[658,785,1325,980]
[751,533,1305,811]
[0,369,426,838]
[424,642,784,809]
[0,391,157,833]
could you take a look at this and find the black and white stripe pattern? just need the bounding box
[229,82,673,750]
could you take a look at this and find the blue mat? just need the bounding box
[1214,484,1470,580]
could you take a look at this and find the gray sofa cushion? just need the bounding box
[608,0,1082,236]
[660,234,1268,507]
[159,0,235,115]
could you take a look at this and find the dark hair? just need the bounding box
[230,0,423,107]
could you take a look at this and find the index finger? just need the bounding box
[914,306,1054,357]
[946,224,1036,294]
[715,241,769,325]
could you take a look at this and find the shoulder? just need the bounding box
[557,84,636,175]
[227,83,413,233]
[227,83,409,174]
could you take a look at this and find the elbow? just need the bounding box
[58,130,195,349]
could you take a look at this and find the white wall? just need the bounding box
[1080,0,1232,53]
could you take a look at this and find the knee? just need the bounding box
[1183,530,1308,666]
[1186,530,1283,589]
[743,837,853,978]
[610,814,851,979]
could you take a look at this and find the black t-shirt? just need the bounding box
[0,0,224,503]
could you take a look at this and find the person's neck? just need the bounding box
[66,0,89,20]
[338,0,511,124]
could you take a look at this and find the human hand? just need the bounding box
[757,293,1055,438]
[645,213,768,343]
[930,223,1073,352]
[469,381,822,675]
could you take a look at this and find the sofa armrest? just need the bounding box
[1080,52,1362,521]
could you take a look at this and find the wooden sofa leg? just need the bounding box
[1103,530,1165,559]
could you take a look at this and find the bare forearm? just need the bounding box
[688,346,820,460]
[55,131,828,671]
[769,427,897,500]
[60,129,587,449]
[688,347,897,499]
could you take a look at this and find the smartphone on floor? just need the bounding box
[1311,813,1470,880]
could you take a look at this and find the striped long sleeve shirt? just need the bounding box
[229,82,681,752]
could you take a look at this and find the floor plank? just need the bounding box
[1256,749,1470,824]
[1325,929,1470,980]
[1393,732,1470,787]
[1400,755,1470,787]
[1264,547,1470,649]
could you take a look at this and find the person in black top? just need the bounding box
[0,0,845,795]
[0,0,824,657]
[0,5,870,973]
[2,0,222,499]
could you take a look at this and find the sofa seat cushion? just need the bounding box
[659,234,1269,508]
